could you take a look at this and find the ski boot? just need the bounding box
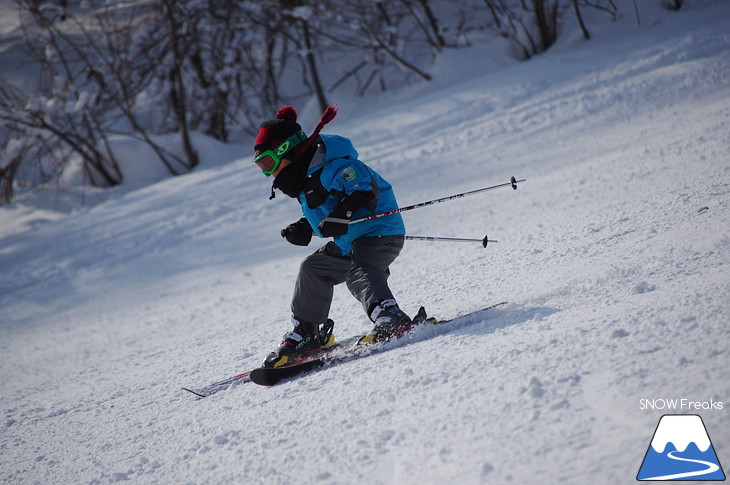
[360,299,412,344]
[263,317,335,368]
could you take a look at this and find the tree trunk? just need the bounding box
[163,0,199,170]
[574,0,590,40]
[301,19,328,114]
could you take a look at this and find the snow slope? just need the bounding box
[2,2,729,484]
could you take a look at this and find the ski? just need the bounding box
[249,302,508,386]
[182,371,252,398]
[182,315,425,398]
[249,359,325,386]
[182,334,368,398]
[248,306,432,386]
[183,302,507,396]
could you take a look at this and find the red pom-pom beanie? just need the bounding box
[254,104,338,158]
[254,105,302,154]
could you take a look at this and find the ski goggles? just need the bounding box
[252,130,307,176]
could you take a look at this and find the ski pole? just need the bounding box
[406,234,497,248]
[348,176,525,225]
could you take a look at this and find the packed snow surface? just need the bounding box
[1,2,729,484]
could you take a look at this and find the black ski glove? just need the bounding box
[281,218,313,246]
[317,191,377,238]
[317,204,353,237]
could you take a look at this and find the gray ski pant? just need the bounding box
[291,235,405,324]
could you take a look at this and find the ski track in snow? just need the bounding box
[1,2,730,484]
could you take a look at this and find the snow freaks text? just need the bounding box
[639,398,724,411]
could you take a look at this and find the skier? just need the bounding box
[252,105,412,368]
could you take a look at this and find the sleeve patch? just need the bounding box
[338,167,358,183]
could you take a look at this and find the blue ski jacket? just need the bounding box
[299,135,405,255]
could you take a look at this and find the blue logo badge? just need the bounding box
[637,414,726,481]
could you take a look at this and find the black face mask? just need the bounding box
[272,159,310,198]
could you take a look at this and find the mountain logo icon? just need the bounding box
[637,414,726,481]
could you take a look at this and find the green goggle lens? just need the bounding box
[252,130,307,176]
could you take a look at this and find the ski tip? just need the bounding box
[182,387,207,398]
